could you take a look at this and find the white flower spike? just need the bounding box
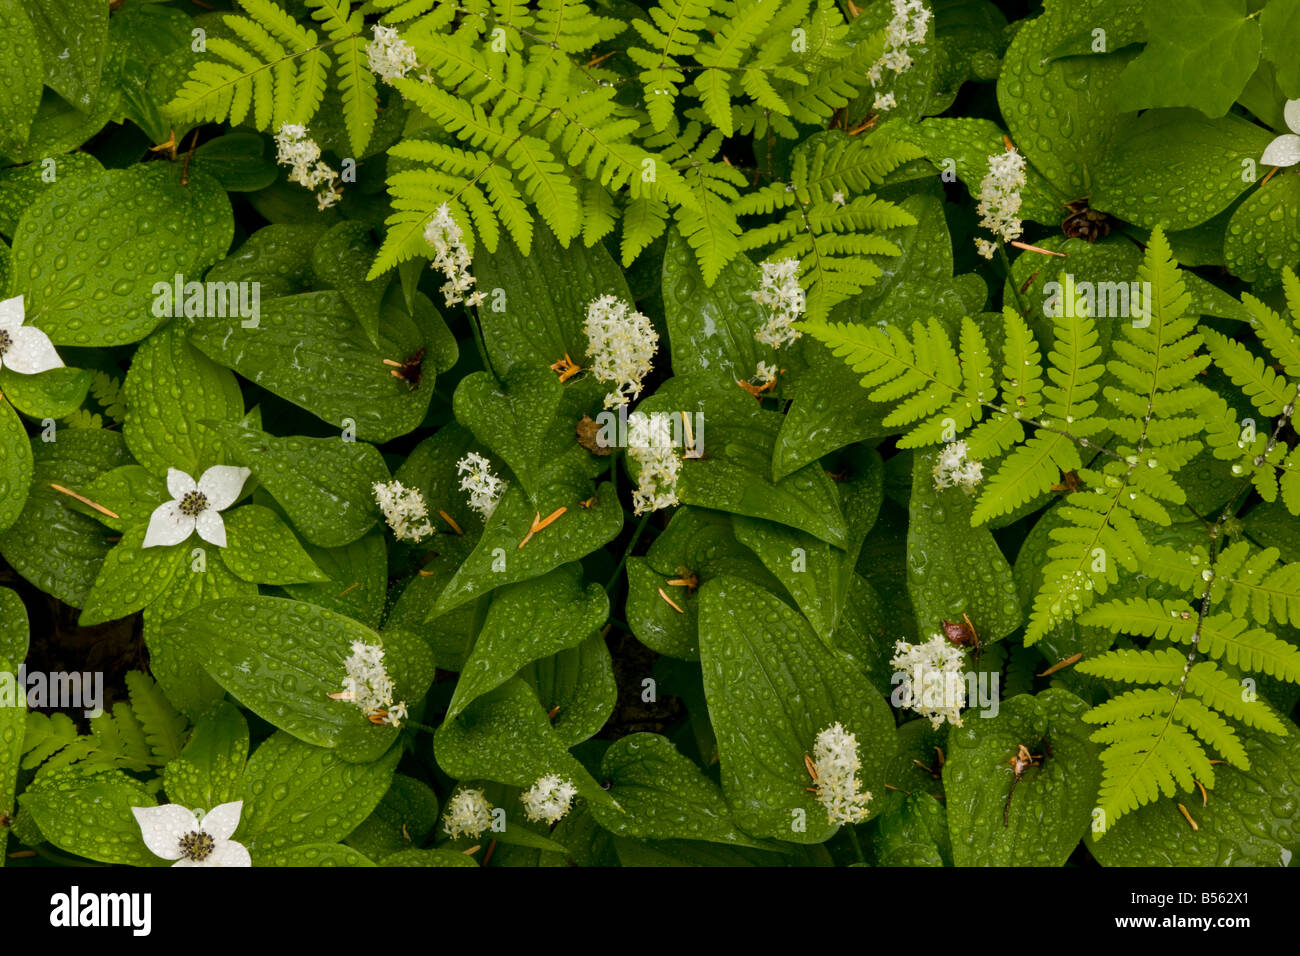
[1261,99,1300,168]
[143,465,250,549]
[0,295,63,375]
[131,801,251,867]
[520,774,578,825]
[443,788,494,839]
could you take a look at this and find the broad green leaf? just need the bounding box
[0,430,132,606]
[123,322,244,477]
[189,290,433,442]
[163,702,249,812]
[345,773,440,862]
[0,0,42,155]
[10,164,233,346]
[76,464,166,532]
[944,688,1101,866]
[1093,110,1274,230]
[0,400,32,535]
[21,766,159,866]
[0,153,102,236]
[1224,173,1300,288]
[219,504,326,585]
[592,733,765,848]
[447,564,608,720]
[0,587,27,670]
[191,132,279,192]
[0,588,26,864]
[626,507,778,660]
[1115,0,1261,117]
[28,0,108,110]
[241,731,400,852]
[434,679,615,808]
[908,447,1023,641]
[78,526,187,627]
[174,596,434,762]
[1262,0,1300,98]
[0,365,91,420]
[257,843,375,867]
[213,423,387,548]
[284,532,388,629]
[1088,720,1300,865]
[381,848,479,867]
[520,632,617,747]
[698,576,897,843]
[204,222,328,297]
[311,221,390,346]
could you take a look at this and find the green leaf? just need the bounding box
[1224,173,1300,288]
[697,576,897,843]
[1092,109,1274,230]
[907,447,1024,641]
[219,504,326,586]
[212,422,388,548]
[0,429,129,606]
[79,527,187,627]
[205,222,328,297]
[163,702,249,812]
[1262,0,1300,98]
[283,532,388,629]
[191,132,279,192]
[123,322,245,477]
[125,671,187,764]
[520,632,617,747]
[174,596,434,762]
[0,365,92,420]
[345,773,440,862]
[434,678,615,809]
[592,733,765,848]
[0,400,32,535]
[447,564,608,720]
[0,588,26,864]
[311,221,390,346]
[188,290,434,442]
[944,688,1101,866]
[380,847,479,867]
[10,164,233,346]
[0,0,42,155]
[21,767,158,866]
[1115,0,1261,117]
[241,731,400,853]
[257,843,375,866]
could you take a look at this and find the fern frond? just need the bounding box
[305,0,377,156]
[627,0,715,131]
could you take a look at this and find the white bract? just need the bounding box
[443,788,494,839]
[890,635,968,728]
[1261,99,1300,167]
[520,774,578,824]
[366,24,418,85]
[373,479,435,542]
[627,410,681,515]
[932,440,983,492]
[975,147,1026,256]
[143,466,250,549]
[456,452,508,521]
[0,295,63,375]
[131,801,251,867]
[751,258,805,349]
[811,723,872,825]
[584,294,658,408]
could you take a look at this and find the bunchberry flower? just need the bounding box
[0,295,62,375]
[143,466,250,549]
[131,801,251,867]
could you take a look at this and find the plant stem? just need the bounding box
[997,242,1030,316]
[605,511,651,593]
[846,824,866,865]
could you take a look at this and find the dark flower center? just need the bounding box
[178,491,209,516]
[178,830,215,862]
[0,330,11,356]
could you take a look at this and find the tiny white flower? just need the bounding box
[520,774,578,825]
[975,238,998,260]
[873,91,897,112]
[890,635,967,728]
[456,452,508,521]
[365,24,419,85]
[1261,99,1300,167]
[131,801,251,867]
[0,295,63,375]
[583,295,659,409]
[932,440,983,492]
[443,788,494,839]
[976,148,1026,247]
[274,123,341,210]
[811,723,872,825]
[143,465,250,549]
[334,640,406,727]
[424,204,479,307]
[373,479,434,542]
[751,258,805,349]
[867,0,931,89]
[627,410,681,515]
[831,190,847,206]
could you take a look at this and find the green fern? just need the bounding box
[62,371,125,431]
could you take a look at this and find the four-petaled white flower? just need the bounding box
[520,774,578,825]
[132,801,251,867]
[143,465,250,549]
[1261,99,1300,168]
[0,295,63,375]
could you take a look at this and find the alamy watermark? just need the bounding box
[0,666,103,717]
[1043,273,1153,327]
[151,274,260,328]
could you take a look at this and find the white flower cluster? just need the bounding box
[584,294,659,408]
[932,440,983,492]
[751,258,804,349]
[890,635,967,728]
[975,148,1026,257]
[366,24,418,85]
[373,479,435,542]
[456,452,508,521]
[274,123,341,210]
[627,411,682,515]
[338,641,408,727]
[752,361,778,389]
[443,788,494,839]
[520,774,578,825]
[424,204,485,307]
[812,723,873,825]
[866,0,932,108]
